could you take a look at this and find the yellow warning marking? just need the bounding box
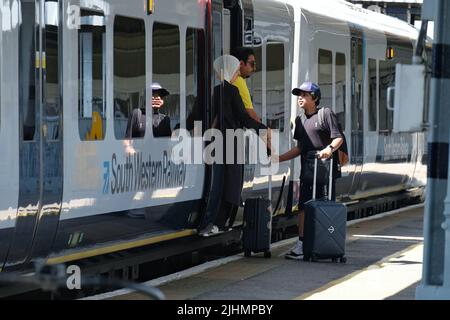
[47,229,196,265]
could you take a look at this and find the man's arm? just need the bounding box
[318,137,344,160]
[278,146,301,163]
[246,108,261,123]
[233,77,262,123]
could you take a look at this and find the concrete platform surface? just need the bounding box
[87,205,424,301]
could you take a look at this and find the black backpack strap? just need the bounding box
[298,114,306,126]
[318,107,327,130]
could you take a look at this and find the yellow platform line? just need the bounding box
[46,229,197,265]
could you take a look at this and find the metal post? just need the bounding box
[416,0,450,300]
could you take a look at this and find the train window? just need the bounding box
[318,49,332,110]
[113,16,146,140]
[79,10,106,141]
[379,37,413,132]
[186,28,205,132]
[45,0,60,141]
[368,59,377,132]
[379,59,394,131]
[21,1,37,141]
[153,22,180,137]
[266,42,285,132]
[335,52,346,130]
[251,45,263,122]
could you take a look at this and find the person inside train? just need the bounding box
[125,105,146,139]
[198,55,271,237]
[231,47,262,123]
[151,82,172,138]
[125,83,172,139]
[274,82,344,259]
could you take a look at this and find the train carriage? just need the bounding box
[0,0,427,273]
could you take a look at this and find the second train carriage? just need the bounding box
[0,0,427,272]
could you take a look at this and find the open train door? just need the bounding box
[4,0,63,271]
[222,0,259,196]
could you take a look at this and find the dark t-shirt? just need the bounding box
[152,112,172,137]
[126,108,146,138]
[294,108,343,179]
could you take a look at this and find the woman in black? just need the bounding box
[199,55,269,236]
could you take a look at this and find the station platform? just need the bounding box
[86,205,424,301]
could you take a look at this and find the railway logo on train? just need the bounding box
[103,151,187,195]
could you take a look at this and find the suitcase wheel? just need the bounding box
[264,251,272,259]
[244,250,252,258]
[340,257,347,264]
[332,258,338,263]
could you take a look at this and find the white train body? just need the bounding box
[0,0,426,271]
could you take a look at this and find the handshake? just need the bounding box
[270,154,281,164]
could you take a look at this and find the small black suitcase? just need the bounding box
[303,156,347,263]
[242,198,272,259]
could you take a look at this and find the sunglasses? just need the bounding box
[247,60,256,68]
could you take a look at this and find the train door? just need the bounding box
[349,27,364,194]
[222,0,259,196]
[5,0,62,270]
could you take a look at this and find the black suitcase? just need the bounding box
[303,156,347,263]
[242,198,272,259]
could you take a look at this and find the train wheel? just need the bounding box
[340,257,347,264]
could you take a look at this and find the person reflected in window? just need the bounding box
[125,83,172,139]
[125,105,146,139]
[151,82,172,138]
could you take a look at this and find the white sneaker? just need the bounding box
[199,224,220,237]
[285,240,303,260]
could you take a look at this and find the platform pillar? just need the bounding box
[416,0,450,300]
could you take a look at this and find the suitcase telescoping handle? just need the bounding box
[312,154,334,201]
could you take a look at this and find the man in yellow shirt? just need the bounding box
[232,47,261,123]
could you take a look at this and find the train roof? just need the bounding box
[277,0,419,40]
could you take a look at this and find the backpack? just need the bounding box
[299,108,349,167]
[318,108,349,166]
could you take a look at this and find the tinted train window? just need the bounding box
[79,10,106,141]
[379,59,394,131]
[113,16,146,140]
[45,0,60,141]
[186,28,205,132]
[318,49,332,109]
[153,22,180,137]
[266,42,285,132]
[20,1,36,141]
[335,52,346,130]
[380,37,413,132]
[251,45,262,121]
[368,59,377,132]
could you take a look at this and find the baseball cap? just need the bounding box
[151,82,170,97]
[292,82,321,99]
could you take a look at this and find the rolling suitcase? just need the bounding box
[242,197,272,259]
[303,156,347,263]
